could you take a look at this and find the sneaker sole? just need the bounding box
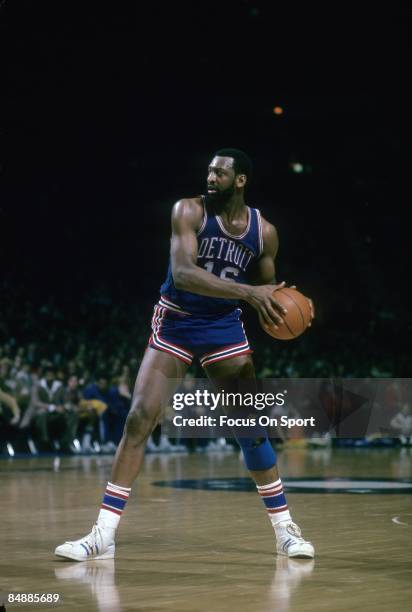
[285,551,314,559]
[54,547,115,562]
[277,546,315,559]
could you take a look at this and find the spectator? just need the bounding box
[0,386,21,451]
[83,374,115,451]
[63,375,99,452]
[32,368,78,453]
[390,403,412,445]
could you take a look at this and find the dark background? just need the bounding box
[2,2,411,375]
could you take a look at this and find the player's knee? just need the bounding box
[124,396,159,444]
[237,437,277,471]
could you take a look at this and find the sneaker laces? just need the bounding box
[68,524,102,555]
[277,522,312,550]
[285,522,303,539]
[87,524,100,544]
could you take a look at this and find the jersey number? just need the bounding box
[204,262,239,280]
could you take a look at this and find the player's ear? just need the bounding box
[236,174,247,188]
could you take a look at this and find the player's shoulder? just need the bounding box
[171,196,205,228]
[258,211,278,244]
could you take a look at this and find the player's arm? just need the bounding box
[171,200,285,326]
[248,220,279,285]
[248,217,315,325]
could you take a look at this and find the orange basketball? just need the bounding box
[263,287,312,340]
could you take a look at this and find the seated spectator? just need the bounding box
[390,403,412,445]
[32,368,78,453]
[0,358,14,394]
[0,386,21,452]
[83,374,114,451]
[63,375,100,452]
[83,372,131,450]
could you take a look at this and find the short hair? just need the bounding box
[214,148,253,182]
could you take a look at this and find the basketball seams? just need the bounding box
[261,287,311,340]
[277,288,307,332]
[280,317,296,338]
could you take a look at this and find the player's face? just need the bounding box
[206,156,236,205]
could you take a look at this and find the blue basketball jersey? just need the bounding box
[160,197,264,315]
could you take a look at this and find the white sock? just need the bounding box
[256,479,292,528]
[97,481,131,531]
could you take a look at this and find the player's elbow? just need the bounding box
[172,264,193,290]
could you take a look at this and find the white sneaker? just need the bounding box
[54,524,115,562]
[275,521,315,558]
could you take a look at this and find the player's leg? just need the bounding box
[55,347,188,561]
[110,347,188,486]
[204,354,314,559]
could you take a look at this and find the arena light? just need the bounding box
[291,162,304,173]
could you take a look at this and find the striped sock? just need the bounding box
[97,482,131,530]
[257,479,291,527]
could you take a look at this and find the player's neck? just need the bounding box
[217,195,247,222]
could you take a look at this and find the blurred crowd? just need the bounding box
[1,285,411,456]
[0,352,131,454]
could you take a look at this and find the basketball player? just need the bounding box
[55,149,315,560]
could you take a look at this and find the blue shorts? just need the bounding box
[148,296,253,367]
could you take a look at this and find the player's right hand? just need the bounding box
[246,282,287,328]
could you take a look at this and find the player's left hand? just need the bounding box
[290,285,315,327]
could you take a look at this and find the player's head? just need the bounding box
[207,148,252,205]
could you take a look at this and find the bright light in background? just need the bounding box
[273,106,284,115]
[290,162,304,173]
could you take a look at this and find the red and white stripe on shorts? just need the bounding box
[199,313,252,367]
[149,304,194,365]
[200,341,252,368]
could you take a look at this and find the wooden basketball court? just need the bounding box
[1,447,411,611]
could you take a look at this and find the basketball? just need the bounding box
[263,287,312,340]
